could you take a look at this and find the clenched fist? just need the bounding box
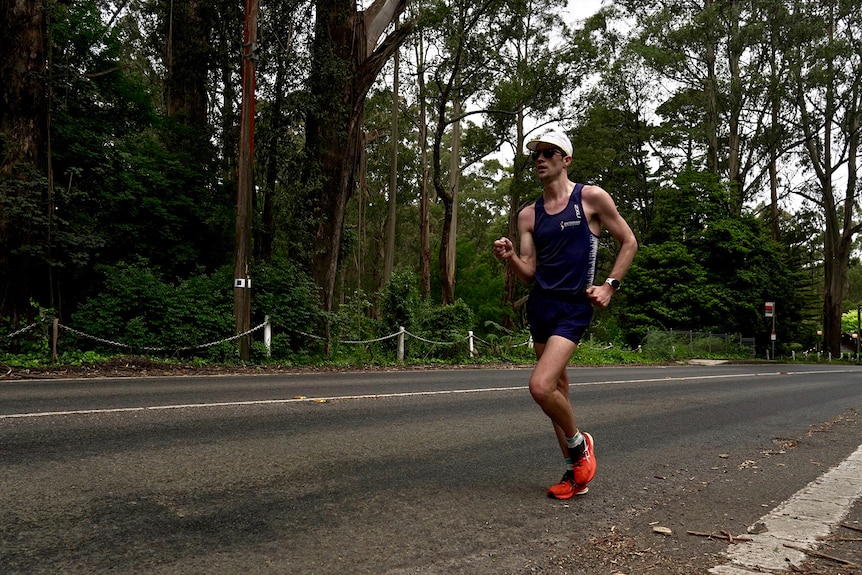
[494,237,514,260]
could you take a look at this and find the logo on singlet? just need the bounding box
[559,202,582,230]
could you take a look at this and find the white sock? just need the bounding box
[565,431,584,450]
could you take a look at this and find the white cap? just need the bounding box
[526,130,573,157]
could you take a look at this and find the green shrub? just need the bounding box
[379,270,419,333]
[69,260,221,353]
[252,258,322,356]
[68,259,322,361]
[409,299,475,360]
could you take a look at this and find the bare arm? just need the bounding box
[493,204,537,284]
[583,185,638,308]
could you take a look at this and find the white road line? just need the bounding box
[709,443,862,574]
[0,386,529,419]
[0,368,855,420]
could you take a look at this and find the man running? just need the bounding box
[493,130,638,499]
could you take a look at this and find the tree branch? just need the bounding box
[364,0,408,54]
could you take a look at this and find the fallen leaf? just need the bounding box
[748,522,768,534]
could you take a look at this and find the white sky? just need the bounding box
[565,0,608,23]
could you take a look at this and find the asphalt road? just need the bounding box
[1,364,861,574]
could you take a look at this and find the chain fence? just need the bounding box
[8,320,844,364]
[2,317,524,361]
[57,322,268,353]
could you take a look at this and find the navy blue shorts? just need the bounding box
[526,289,593,345]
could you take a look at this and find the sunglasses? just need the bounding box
[530,148,563,161]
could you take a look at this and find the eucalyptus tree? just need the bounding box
[574,1,821,346]
[340,83,423,299]
[408,2,434,298]
[418,0,509,304]
[618,1,720,174]
[481,0,590,320]
[383,16,402,286]
[253,0,314,261]
[0,0,46,175]
[303,0,412,324]
[421,0,591,306]
[619,0,778,214]
[0,0,48,321]
[785,0,862,356]
[749,0,797,241]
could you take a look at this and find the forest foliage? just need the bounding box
[2,0,861,363]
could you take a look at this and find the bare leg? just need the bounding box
[531,336,579,456]
[551,371,575,459]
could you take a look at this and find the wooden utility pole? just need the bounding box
[234,0,258,360]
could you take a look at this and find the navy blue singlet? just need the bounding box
[532,183,598,298]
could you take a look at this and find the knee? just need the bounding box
[529,376,555,405]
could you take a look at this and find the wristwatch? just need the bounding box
[605,278,621,291]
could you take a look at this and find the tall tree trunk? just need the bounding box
[256,57,285,262]
[383,29,399,286]
[433,103,454,305]
[356,131,368,292]
[443,94,461,303]
[216,7,238,202]
[725,0,743,214]
[793,3,862,357]
[819,8,841,358]
[0,0,48,321]
[304,0,411,323]
[703,0,720,175]
[431,52,461,306]
[764,3,785,242]
[0,1,46,174]
[415,31,431,300]
[165,0,210,126]
[768,88,780,242]
[767,150,779,240]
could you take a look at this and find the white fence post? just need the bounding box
[468,330,475,358]
[264,315,271,358]
[397,326,405,362]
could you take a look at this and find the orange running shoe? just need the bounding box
[546,470,589,499]
[571,432,596,486]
